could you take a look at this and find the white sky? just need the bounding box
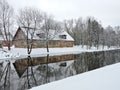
[8,0,120,27]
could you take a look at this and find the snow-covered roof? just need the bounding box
[52,30,74,41]
[19,27,74,41]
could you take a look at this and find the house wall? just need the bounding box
[13,27,74,48]
[2,41,13,47]
[32,40,46,48]
[13,39,27,48]
[13,40,74,48]
[49,40,74,47]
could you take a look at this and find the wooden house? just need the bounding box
[13,27,74,48]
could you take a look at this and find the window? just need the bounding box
[59,35,66,39]
[36,33,45,38]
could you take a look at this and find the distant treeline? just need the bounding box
[64,17,120,49]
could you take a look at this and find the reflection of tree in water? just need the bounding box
[85,52,100,70]
[104,50,118,65]
[0,61,11,90]
[36,54,51,84]
[36,54,63,84]
[36,64,56,84]
[36,55,74,84]
[65,53,87,76]
[65,50,120,76]
[65,53,98,76]
[13,54,65,89]
[18,56,37,90]
[18,54,61,89]
[0,62,3,77]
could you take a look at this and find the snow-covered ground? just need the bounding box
[30,63,120,90]
[0,45,120,60]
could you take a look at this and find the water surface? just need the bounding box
[0,49,120,90]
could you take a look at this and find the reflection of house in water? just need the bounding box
[13,54,74,77]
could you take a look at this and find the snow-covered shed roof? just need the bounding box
[16,27,74,41]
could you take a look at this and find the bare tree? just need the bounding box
[17,7,43,54]
[74,18,86,46]
[64,17,106,49]
[42,14,62,52]
[85,17,103,49]
[0,0,14,50]
[64,19,74,35]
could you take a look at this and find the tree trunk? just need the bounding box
[8,41,10,50]
[46,40,49,53]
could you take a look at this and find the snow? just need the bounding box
[0,45,120,61]
[52,30,74,41]
[0,46,20,61]
[30,63,120,90]
[19,27,74,41]
[9,45,120,58]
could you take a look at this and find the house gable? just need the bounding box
[13,27,26,41]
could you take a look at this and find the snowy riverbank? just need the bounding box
[0,45,120,60]
[30,62,120,90]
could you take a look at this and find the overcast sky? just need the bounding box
[8,0,120,27]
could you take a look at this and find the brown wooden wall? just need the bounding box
[13,27,74,48]
[13,40,74,48]
[13,40,27,48]
[2,41,13,47]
